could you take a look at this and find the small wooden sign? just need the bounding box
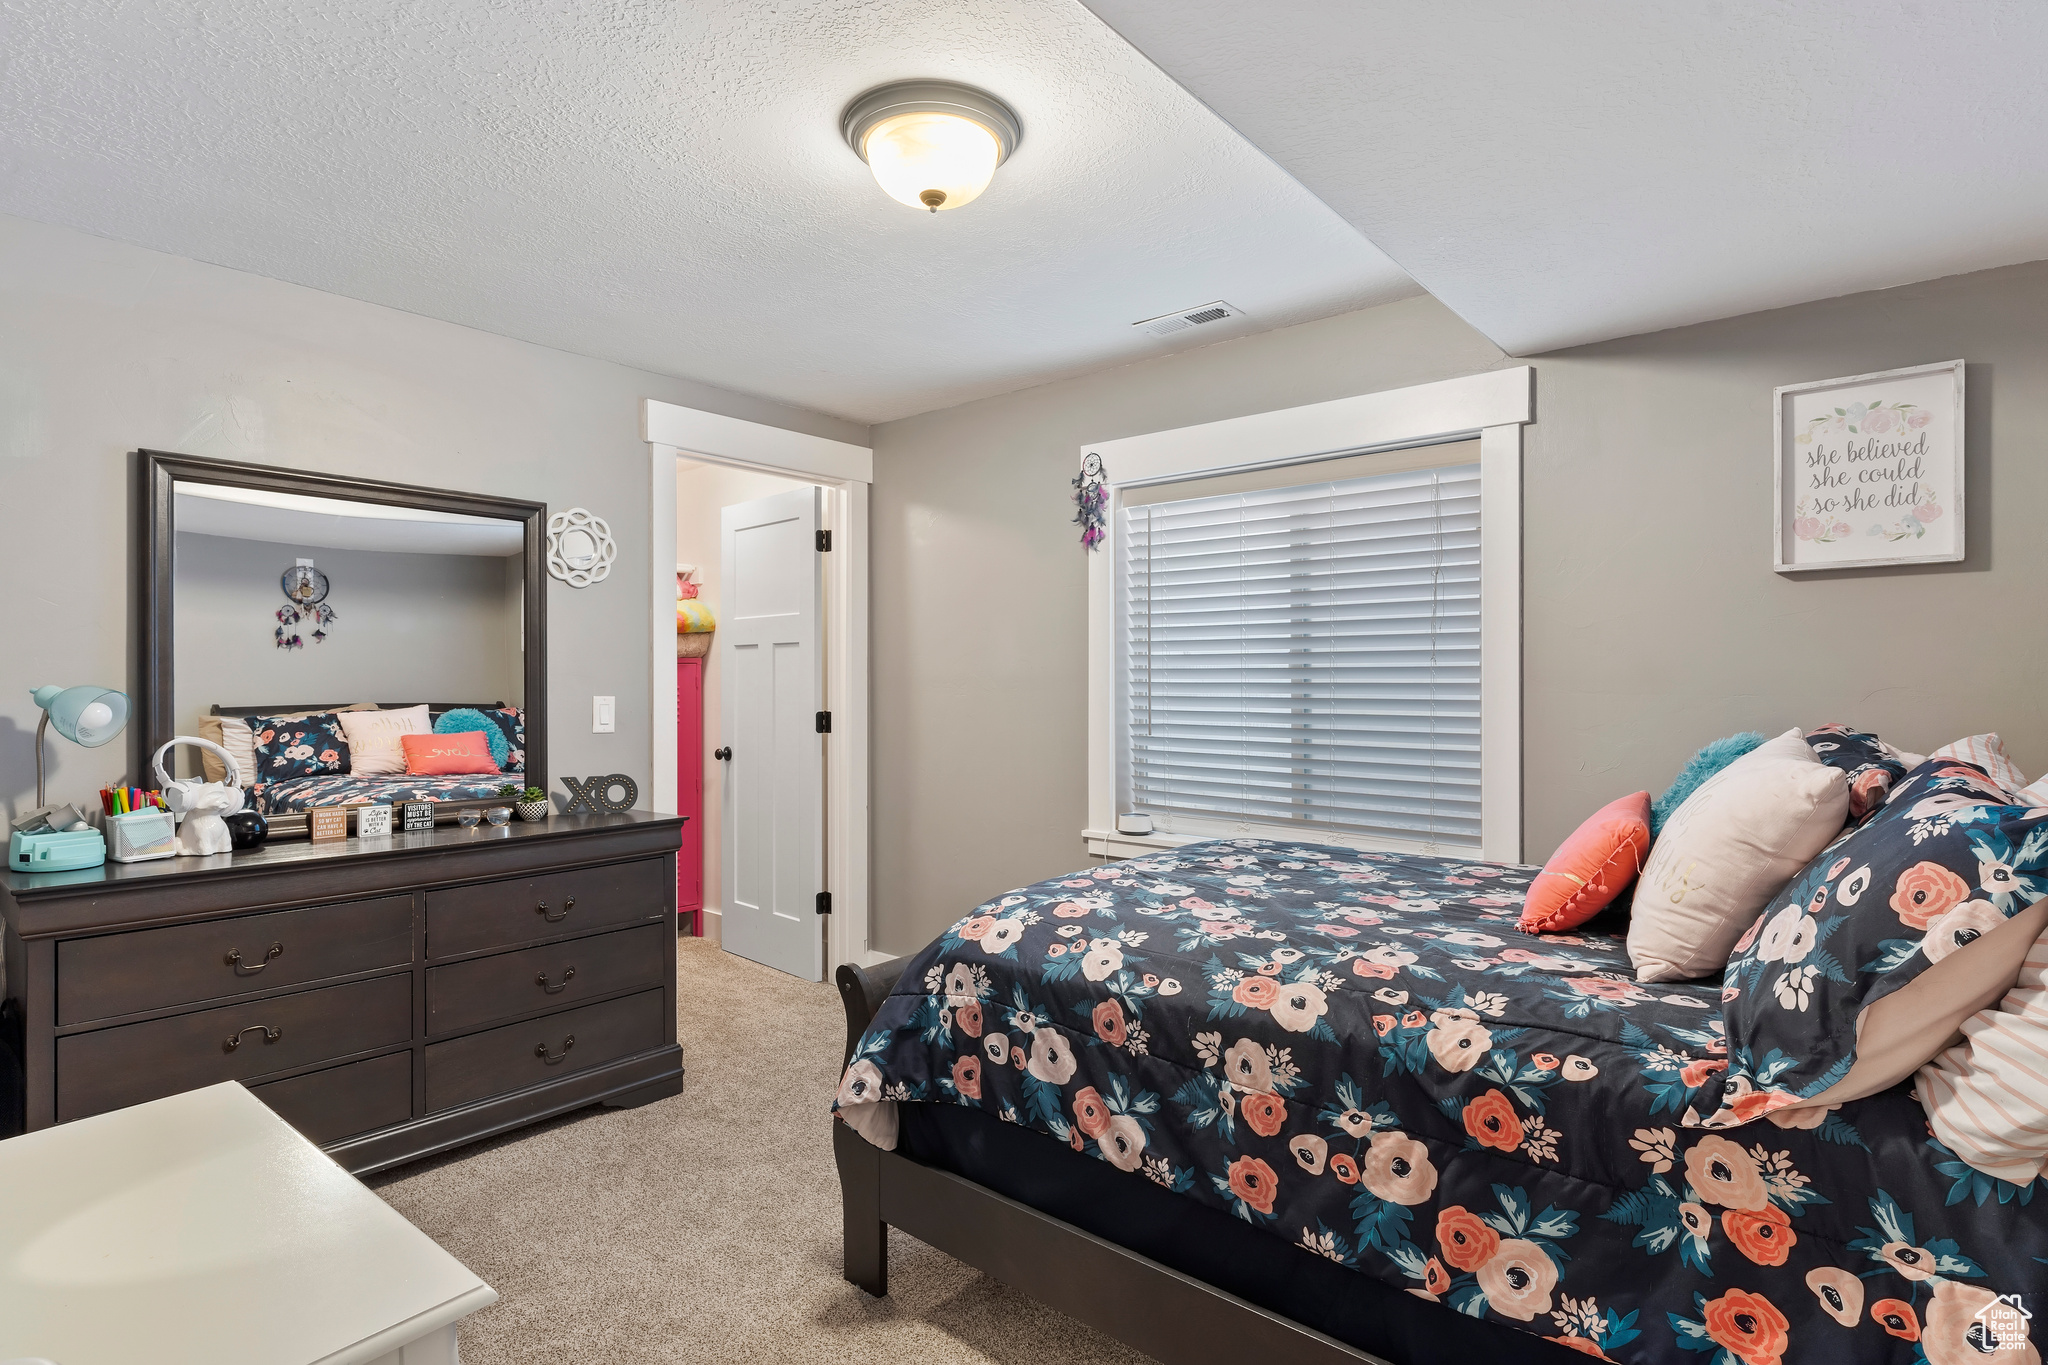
[401,801,436,832]
[355,804,393,838]
[309,806,349,843]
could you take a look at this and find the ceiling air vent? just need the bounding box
[1133,300,1244,338]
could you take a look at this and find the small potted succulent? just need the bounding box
[513,785,550,822]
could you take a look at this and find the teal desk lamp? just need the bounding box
[31,684,129,807]
[10,685,129,873]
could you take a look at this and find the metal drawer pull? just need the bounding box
[224,1024,282,1052]
[536,966,577,994]
[535,1035,576,1064]
[225,942,285,975]
[536,896,575,923]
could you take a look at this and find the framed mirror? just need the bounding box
[137,451,547,834]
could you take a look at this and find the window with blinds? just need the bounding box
[1121,459,1481,850]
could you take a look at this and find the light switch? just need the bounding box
[593,695,615,733]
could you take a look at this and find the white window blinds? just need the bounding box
[1121,460,1482,849]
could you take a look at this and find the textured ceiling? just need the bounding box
[1082,1,2048,355]
[175,485,524,556]
[0,0,1416,425]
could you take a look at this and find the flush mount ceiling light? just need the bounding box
[841,80,1021,214]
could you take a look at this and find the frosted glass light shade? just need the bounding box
[841,80,1020,215]
[864,112,1001,212]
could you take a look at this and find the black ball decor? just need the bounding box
[223,810,269,850]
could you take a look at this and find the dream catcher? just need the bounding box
[1073,451,1107,550]
[275,563,338,650]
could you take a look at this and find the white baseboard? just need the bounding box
[695,908,889,967]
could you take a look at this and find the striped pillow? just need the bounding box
[1930,733,2028,795]
[1919,928,2048,1184]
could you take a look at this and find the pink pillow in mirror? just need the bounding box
[401,729,500,776]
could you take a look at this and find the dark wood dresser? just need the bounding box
[0,813,684,1174]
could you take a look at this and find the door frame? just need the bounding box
[644,400,882,974]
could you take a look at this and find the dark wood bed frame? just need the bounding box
[834,956,1393,1365]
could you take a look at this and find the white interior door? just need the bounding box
[719,487,824,981]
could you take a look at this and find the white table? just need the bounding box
[0,1082,497,1365]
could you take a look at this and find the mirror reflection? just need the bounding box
[169,481,529,815]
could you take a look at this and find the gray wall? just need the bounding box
[172,533,522,742]
[868,262,2048,953]
[0,213,865,818]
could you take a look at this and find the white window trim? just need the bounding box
[1083,366,1532,864]
[643,399,882,975]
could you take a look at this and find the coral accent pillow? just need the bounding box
[338,705,432,776]
[434,707,511,769]
[400,730,500,776]
[1628,729,1849,983]
[1520,791,1652,933]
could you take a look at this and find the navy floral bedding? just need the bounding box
[252,773,515,814]
[835,839,2047,1364]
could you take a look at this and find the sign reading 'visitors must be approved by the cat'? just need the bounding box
[1774,358,1965,573]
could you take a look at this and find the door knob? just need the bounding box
[714,747,732,761]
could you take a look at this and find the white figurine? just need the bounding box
[152,736,246,856]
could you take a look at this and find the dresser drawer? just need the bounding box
[425,989,664,1113]
[251,1051,413,1146]
[57,974,413,1123]
[57,894,414,1026]
[425,859,668,960]
[428,923,667,1037]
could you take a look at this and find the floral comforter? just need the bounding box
[252,772,518,814]
[834,839,2047,1364]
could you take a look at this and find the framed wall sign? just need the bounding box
[1774,359,1965,572]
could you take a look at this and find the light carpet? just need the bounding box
[370,936,1154,1364]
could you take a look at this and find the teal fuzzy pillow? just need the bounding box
[435,707,510,769]
[1650,731,1767,835]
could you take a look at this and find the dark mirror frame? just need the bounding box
[136,450,548,817]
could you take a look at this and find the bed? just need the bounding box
[208,701,525,820]
[250,772,516,814]
[834,838,2048,1365]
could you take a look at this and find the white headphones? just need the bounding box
[152,735,244,814]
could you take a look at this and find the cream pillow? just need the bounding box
[338,705,433,775]
[1628,729,1849,982]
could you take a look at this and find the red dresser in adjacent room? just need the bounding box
[676,656,705,933]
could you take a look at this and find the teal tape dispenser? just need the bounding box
[9,827,106,872]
